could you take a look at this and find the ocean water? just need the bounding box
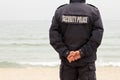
[0,20,120,67]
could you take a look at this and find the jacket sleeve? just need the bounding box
[49,10,69,58]
[79,10,104,57]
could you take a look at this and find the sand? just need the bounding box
[0,67,120,80]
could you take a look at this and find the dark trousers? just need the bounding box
[60,62,96,80]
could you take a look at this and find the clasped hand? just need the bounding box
[67,51,81,63]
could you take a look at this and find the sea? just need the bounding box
[0,20,120,67]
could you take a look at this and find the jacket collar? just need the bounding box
[70,0,86,3]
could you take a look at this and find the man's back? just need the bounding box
[49,0,103,67]
[56,3,99,50]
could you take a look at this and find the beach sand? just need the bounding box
[0,67,120,80]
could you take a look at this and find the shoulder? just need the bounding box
[55,4,68,15]
[57,4,68,9]
[54,4,68,19]
[87,4,101,20]
[87,4,98,9]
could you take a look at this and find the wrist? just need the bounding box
[65,51,70,58]
[79,49,85,58]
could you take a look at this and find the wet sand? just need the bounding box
[0,67,120,80]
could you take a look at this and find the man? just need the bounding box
[49,0,104,80]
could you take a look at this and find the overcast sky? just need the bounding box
[0,0,119,20]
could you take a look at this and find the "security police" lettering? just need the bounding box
[62,15,88,24]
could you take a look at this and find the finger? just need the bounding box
[67,55,72,61]
[74,55,78,60]
[70,51,76,56]
[76,55,81,60]
[67,54,73,60]
[67,57,71,63]
[68,58,73,63]
[70,58,74,62]
[73,53,81,61]
[69,56,75,63]
[68,51,74,57]
[73,52,78,60]
[67,56,73,63]
[70,51,74,55]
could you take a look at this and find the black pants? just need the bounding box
[60,62,96,80]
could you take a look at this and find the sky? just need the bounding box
[0,0,119,20]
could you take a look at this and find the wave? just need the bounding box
[0,61,120,68]
[96,62,120,67]
[0,61,60,68]
[0,36,48,40]
[19,61,60,67]
[0,43,49,47]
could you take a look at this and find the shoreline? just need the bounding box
[0,66,120,80]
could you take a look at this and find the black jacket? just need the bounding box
[49,0,104,67]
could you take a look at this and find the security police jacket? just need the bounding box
[49,0,104,67]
